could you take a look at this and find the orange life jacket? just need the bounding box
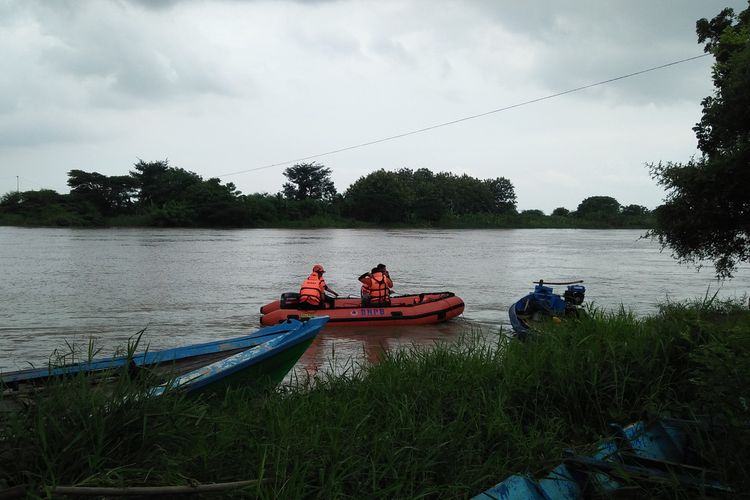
[299,273,323,306]
[369,271,392,304]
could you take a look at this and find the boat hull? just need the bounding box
[1,320,316,395]
[260,292,464,327]
[508,304,530,337]
[149,316,327,396]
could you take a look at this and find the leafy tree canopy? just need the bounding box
[67,170,138,216]
[575,196,621,217]
[484,177,517,214]
[520,209,545,217]
[649,3,750,277]
[343,169,410,224]
[282,162,337,201]
[343,168,517,224]
[622,204,650,217]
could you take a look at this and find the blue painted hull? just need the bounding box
[1,319,317,392]
[148,316,328,395]
[473,418,731,498]
[508,304,530,336]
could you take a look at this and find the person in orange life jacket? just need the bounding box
[298,264,338,309]
[358,267,378,306]
[358,263,393,306]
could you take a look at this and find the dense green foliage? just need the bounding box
[1,300,748,498]
[282,162,337,202]
[0,161,654,229]
[343,168,517,224]
[650,2,750,277]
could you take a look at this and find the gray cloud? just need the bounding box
[16,1,235,107]
[0,118,92,148]
[122,0,338,10]
[0,0,741,211]
[465,0,745,103]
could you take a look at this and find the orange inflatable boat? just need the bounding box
[259,291,464,327]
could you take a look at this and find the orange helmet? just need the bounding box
[312,264,325,273]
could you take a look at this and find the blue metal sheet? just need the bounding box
[537,464,582,499]
[473,419,701,499]
[473,474,547,500]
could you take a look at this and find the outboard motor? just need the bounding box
[530,283,567,315]
[563,284,586,306]
[280,292,300,309]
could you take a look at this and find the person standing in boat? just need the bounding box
[358,263,393,306]
[299,264,338,309]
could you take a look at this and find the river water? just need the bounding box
[0,227,747,376]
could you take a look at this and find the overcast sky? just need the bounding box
[1,0,746,212]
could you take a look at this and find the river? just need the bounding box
[0,227,747,375]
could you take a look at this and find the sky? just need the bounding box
[0,0,746,213]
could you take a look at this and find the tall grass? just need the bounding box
[1,299,749,498]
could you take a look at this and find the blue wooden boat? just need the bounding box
[1,318,325,396]
[508,280,586,339]
[148,316,327,396]
[473,418,732,499]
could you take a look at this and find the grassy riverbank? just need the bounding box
[1,299,749,498]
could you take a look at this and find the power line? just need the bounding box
[218,53,709,178]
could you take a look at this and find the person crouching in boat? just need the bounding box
[358,267,377,306]
[359,264,393,306]
[299,264,339,309]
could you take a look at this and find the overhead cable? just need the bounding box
[218,53,709,178]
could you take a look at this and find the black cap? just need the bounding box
[376,263,386,269]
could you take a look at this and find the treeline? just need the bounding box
[0,160,654,228]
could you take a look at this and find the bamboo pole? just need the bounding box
[0,478,264,498]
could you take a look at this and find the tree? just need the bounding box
[520,209,545,217]
[241,193,280,226]
[454,174,489,214]
[575,196,621,218]
[484,177,517,213]
[0,191,22,211]
[551,207,570,217]
[435,173,501,215]
[621,204,649,217]
[130,159,202,208]
[282,162,337,201]
[343,167,517,224]
[649,4,750,277]
[343,169,409,224]
[1,189,101,226]
[408,168,446,223]
[184,178,247,226]
[67,170,137,216]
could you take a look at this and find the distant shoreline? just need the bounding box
[0,218,654,231]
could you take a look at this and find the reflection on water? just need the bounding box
[0,227,748,373]
[288,321,472,382]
